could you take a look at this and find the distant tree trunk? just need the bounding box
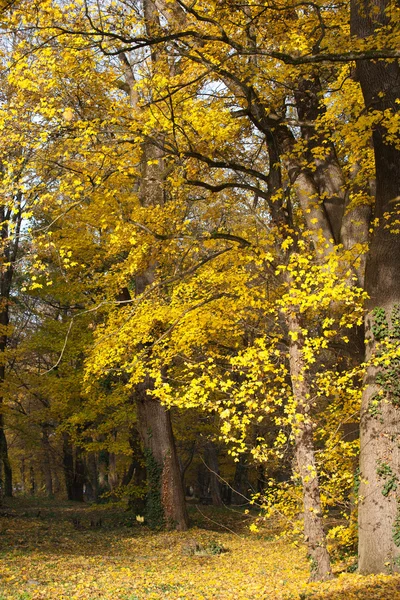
[98,448,110,495]
[123,428,147,487]
[287,312,333,582]
[62,433,84,502]
[108,452,118,491]
[41,425,53,497]
[20,457,26,494]
[0,363,12,499]
[29,464,35,496]
[0,196,23,499]
[52,467,61,496]
[204,441,223,507]
[124,429,147,512]
[232,452,249,505]
[257,464,265,495]
[351,0,400,574]
[85,452,99,502]
[0,415,12,498]
[195,461,208,500]
[136,387,189,530]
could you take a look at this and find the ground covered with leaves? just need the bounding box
[0,500,400,599]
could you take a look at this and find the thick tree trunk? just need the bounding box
[136,387,189,530]
[351,0,400,574]
[287,312,333,582]
[357,215,400,573]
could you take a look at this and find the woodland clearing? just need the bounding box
[0,500,399,600]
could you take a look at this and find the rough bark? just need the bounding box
[357,183,400,572]
[136,385,189,530]
[287,312,333,581]
[350,0,400,574]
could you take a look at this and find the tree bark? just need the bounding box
[136,386,189,530]
[0,415,11,498]
[287,312,333,582]
[351,0,400,574]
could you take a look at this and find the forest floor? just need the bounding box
[0,499,400,600]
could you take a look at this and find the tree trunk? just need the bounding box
[287,312,333,582]
[119,15,189,530]
[29,463,35,496]
[136,386,189,530]
[98,448,110,495]
[124,428,146,478]
[85,452,99,502]
[204,441,223,507]
[108,452,118,491]
[357,208,400,573]
[0,350,12,498]
[62,433,84,502]
[351,0,400,574]
[0,416,11,498]
[232,452,249,505]
[20,457,26,494]
[0,195,23,499]
[41,425,53,497]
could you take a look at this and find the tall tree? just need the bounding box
[351,0,400,574]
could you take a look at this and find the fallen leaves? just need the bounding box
[1,503,400,599]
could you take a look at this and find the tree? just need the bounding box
[350,0,400,574]
[3,0,399,577]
